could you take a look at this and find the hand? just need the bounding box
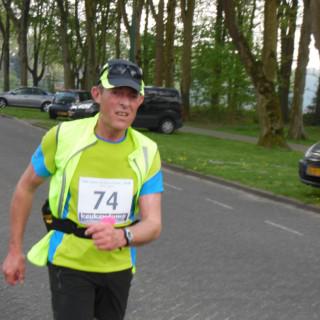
[85,222,125,251]
[2,251,26,285]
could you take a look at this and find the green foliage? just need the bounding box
[191,26,255,112]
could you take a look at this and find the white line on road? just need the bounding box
[164,182,183,191]
[206,198,234,210]
[264,220,304,236]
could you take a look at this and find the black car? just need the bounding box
[48,90,92,119]
[68,86,183,134]
[68,100,99,119]
[133,86,183,134]
[299,142,320,187]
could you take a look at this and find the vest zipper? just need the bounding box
[132,158,143,210]
[57,141,97,218]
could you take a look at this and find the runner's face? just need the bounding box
[92,86,144,139]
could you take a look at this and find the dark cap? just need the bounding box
[99,59,144,95]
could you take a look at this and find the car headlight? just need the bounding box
[78,103,93,110]
[70,104,78,111]
[305,143,320,158]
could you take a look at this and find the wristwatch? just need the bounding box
[124,228,134,246]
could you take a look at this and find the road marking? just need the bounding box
[206,198,233,210]
[264,220,304,236]
[164,182,183,191]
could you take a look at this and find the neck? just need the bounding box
[95,118,126,142]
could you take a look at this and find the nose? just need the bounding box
[119,95,130,109]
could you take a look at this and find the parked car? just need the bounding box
[68,100,99,119]
[133,86,183,134]
[48,90,92,119]
[0,87,53,111]
[69,86,183,134]
[299,142,320,187]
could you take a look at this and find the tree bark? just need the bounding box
[180,0,195,120]
[3,0,30,86]
[0,6,10,91]
[211,0,224,108]
[149,0,165,86]
[288,0,311,139]
[223,0,287,148]
[115,0,121,59]
[310,0,320,55]
[56,0,74,89]
[314,75,320,124]
[28,1,53,87]
[84,0,97,89]
[142,1,151,84]
[164,0,176,88]
[278,0,298,123]
[120,0,144,64]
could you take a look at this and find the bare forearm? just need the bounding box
[128,219,161,246]
[8,184,35,252]
[127,193,162,247]
[7,164,44,253]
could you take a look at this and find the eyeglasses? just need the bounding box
[100,63,143,81]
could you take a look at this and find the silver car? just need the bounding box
[0,87,54,111]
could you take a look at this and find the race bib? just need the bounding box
[77,177,133,224]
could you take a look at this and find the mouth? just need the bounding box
[115,111,129,117]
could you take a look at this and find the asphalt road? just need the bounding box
[1,116,320,319]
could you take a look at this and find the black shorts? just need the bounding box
[48,263,133,320]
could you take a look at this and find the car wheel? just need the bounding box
[159,118,175,134]
[0,98,7,108]
[41,101,51,112]
[49,111,57,119]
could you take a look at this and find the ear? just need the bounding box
[138,95,144,106]
[91,86,101,103]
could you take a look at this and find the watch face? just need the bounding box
[125,228,133,243]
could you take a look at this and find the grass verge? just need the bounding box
[185,120,320,146]
[2,107,320,207]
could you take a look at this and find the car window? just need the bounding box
[15,88,31,95]
[32,88,45,95]
[78,92,92,101]
[54,92,76,103]
[145,88,180,99]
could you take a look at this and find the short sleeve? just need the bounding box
[31,126,58,177]
[140,150,164,196]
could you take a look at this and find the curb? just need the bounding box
[163,162,320,215]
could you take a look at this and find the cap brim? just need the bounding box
[101,77,141,92]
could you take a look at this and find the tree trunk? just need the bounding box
[288,0,311,139]
[28,1,52,87]
[120,0,144,64]
[150,0,165,86]
[3,0,30,86]
[84,0,97,89]
[0,7,10,91]
[211,0,224,108]
[180,0,195,120]
[223,0,287,148]
[314,75,320,124]
[310,0,320,55]
[20,0,30,85]
[56,0,74,89]
[115,1,121,59]
[278,0,298,123]
[164,0,176,88]
[142,1,151,84]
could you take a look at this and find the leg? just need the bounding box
[48,264,95,320]
[94,269,133,320]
